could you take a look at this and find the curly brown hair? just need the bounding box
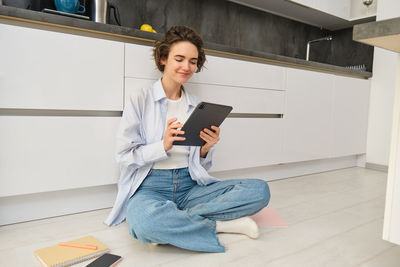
[153,26,206,73]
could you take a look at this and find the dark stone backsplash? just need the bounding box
[109,0,326,58]
[309,27,374,72]
[35,0,374,71]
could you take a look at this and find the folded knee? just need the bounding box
[252,179,271,207]
[127,200,175,238]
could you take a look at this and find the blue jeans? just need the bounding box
[126,167,270,253]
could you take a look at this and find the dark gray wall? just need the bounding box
[109,0,373,71]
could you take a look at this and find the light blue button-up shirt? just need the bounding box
[104,78,220,226]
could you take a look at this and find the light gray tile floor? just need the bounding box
[1,167,398,267]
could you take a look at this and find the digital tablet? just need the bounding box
[173,102,233,146]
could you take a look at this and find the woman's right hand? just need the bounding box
[163,118,186,152]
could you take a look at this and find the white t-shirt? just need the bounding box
[152,89,190,169]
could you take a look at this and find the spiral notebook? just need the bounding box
[34,236,110,267]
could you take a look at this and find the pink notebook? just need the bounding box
[249,207,287,227]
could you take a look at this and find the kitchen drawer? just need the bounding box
[124,44,286,91]
[186,82,285,114]
[190,55,286,90]
[0,24,124,111]
[125,43,160,79]
[124,78,285,114]
[211,118,284,172]
[0,116,120,197]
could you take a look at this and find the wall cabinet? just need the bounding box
[312,0,350,19]
[290,0,376,20]
[290,0,350,19]
[0,24,124,111]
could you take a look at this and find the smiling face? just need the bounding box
[160,41,199,85]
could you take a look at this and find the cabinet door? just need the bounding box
[185,82,285,114]
[125,43,160,79]
[290,0,314,7]
[124,78,285,114]
[191,55,286,90]
[283,68,334,163]
[290,0,349,19]
[0,116,120,197]
[211,118,284,172]
[313,0,350,19]
[0,24,124,111]
[331,76,370,157]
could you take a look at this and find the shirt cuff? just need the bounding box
[141,140,168,164]
[200,145,215,170]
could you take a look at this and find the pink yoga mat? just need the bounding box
[249,207,287,227]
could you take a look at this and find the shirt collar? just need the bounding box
[152,78,167,102]
[152,78,196,108]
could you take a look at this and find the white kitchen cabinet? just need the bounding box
[290,0,314,7]
[211,118,284,172]
[283,68,334,163]
[350,0,377,20]
[0,24,124,111]
[0,116,120,197]
[191,55,286,90]
[124,77,285,172]
[124,43,160,79]
[331,76,370,157]
[124,78,285,114]
[313,0,350,19]
[290,0,350,19]
[185,82,285,114]
[124,43,286,91]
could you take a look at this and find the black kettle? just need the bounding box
[91,0,121,26]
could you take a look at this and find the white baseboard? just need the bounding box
[210,155,359,181]
[356,154,366,168]
[0,184,117,226]
[0,155,360,226]
[365,162,389,172]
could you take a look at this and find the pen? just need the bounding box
[58,242,98,250]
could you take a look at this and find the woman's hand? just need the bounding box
[163,118,186,152]
[200,125,220,157]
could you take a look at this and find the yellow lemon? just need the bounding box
[152,29,157,33]
[140,24,153,32]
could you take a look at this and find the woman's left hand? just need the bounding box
[200,125,220,157]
